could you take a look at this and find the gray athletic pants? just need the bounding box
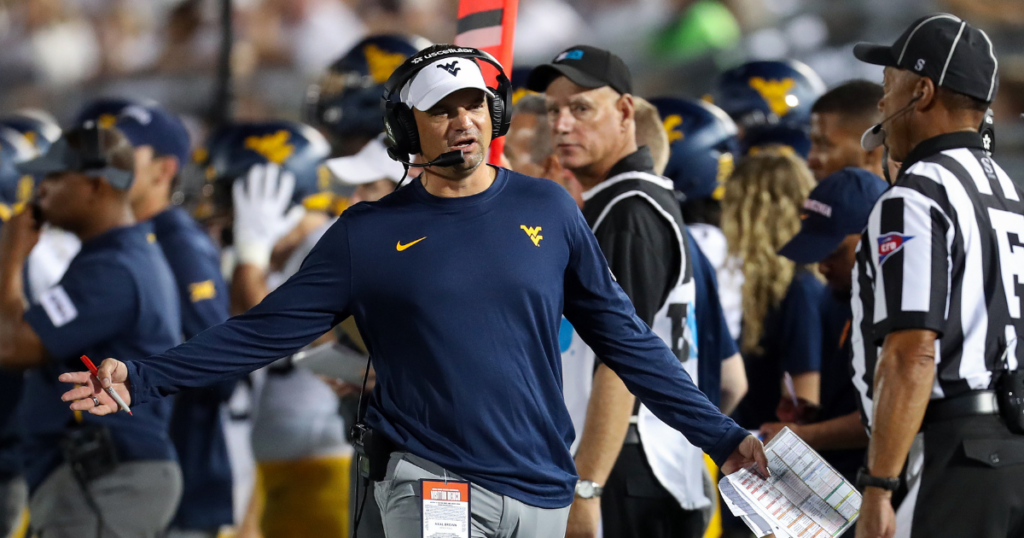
[29,461,182,538]
[374,452,570,538]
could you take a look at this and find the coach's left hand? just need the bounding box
[721,435,770,478]
[855,488,895,538]
[564,497,600,538]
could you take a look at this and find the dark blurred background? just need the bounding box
[0,0,1021,173]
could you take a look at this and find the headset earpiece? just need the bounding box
[489,89,508,139]
[395,103,421,155]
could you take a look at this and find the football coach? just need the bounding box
[59,45,767,537]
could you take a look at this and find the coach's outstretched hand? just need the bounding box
[59,358,132,416]
[721,435,771,478]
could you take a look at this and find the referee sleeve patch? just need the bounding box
[877,233,914,265]
[39,285,78,328]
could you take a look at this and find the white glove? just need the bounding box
[233,163,306,270]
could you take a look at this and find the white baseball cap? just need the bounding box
[400,58,489,111]
[325,136,407,185]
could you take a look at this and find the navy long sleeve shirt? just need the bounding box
[125,168,747,508]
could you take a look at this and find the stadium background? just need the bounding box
[0,0,1020,176]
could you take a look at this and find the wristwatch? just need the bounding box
[855,467,900,492]
[575,479,603,499]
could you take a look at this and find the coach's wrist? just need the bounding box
[861,486,893,500]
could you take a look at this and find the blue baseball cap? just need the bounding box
[778,168,888,264]
[17,124,134,190]
[114,104,191,166]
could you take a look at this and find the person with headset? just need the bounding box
[59,44,768,537]
[306,33,429,538]
[0,124,183,538]
[850,15,1024,538]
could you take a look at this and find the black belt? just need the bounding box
[923,390,999,423]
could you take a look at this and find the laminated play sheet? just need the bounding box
[719,427,860,537]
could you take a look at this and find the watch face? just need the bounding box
[577,481,594,498]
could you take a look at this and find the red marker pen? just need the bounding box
[80,355,132,416]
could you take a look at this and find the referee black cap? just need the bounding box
[854,14,998,103]
[527,45,632,95]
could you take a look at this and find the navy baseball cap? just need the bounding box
[853,14,999,103]
[778,168,888,264]
[115,104,191,166]
[526,45,632,95]
[18,124,134,190]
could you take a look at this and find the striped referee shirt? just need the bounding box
[851,131,1024,428]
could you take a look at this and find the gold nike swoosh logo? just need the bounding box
[396,237,427,251]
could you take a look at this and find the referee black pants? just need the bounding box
[899,415,1024,538]
[601,443,705,538]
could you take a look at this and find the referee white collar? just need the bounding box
[897,131,987,181]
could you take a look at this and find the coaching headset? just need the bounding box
[381,45,512,164]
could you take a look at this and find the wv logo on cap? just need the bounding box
[437,61,461,77]
[877,232,914,265]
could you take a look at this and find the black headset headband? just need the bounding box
[383,46,508,104]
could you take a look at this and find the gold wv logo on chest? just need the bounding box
[520,225,543,247]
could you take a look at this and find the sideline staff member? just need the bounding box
[115,103,236,538]
[850,15,1024,538]
[0,125,182,537]
[806,80,885,181]
[61,45,768,538]
[532,47,710,538]
[765,169,889,484]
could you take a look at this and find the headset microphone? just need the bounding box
[388,149,467,190]
[387,149,465,168]
[861,95,922,151]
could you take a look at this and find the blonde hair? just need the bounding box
[721,149,816,353]
[633,97,670,175]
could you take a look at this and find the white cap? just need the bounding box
[400,58,489,111]
[326,136,407,185]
